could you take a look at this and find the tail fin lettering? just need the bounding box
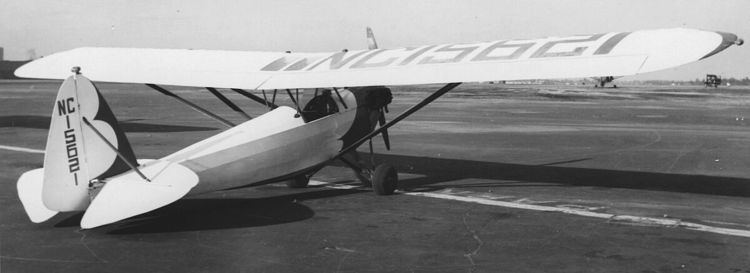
[42,74,137,211]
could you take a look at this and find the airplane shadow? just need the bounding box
[53,187,366,234]
[0,115,218,132]
[52,152,749,234]
[364,153,750,197]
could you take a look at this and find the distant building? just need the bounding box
[26,49,36,60]
[0,47,31,79]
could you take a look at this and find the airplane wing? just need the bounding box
[15,28,741,90]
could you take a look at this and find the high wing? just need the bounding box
[15,28,740,90]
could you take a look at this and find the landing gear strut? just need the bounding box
[339,152,398,195]
[286,174,311,188]
[332,82,462,195]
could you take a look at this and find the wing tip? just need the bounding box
[13,61,34,78]
[13,47,90,79]
[700,31,743,60]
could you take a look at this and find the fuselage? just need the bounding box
[148,87,389,195]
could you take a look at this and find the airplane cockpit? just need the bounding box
[302,89,340,122]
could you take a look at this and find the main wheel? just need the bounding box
[286,175,310,188]
[372,164,398,195]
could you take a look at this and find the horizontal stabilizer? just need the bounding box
[17,168,59,223]
[80,161,198,229]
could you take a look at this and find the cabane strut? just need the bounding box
[231,88,278,109]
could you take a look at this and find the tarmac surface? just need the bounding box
[1,80,749,272]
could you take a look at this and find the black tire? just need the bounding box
[286,175,310,188]
[372,164,398,195]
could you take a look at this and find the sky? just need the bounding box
[1,0,748,80]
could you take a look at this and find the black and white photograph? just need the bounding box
[1,0,748,272]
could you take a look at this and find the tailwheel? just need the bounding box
[286,174,310,188]
[372,164,398,195]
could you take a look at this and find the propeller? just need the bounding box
[366,86,392,151]
[378,108,391,150]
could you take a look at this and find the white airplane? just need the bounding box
[13,28,742,229]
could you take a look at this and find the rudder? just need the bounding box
[42,74,137,211]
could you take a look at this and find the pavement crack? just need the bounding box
[665,135,695,173]
[75,229,107,263]
[462,209,484,273]
[334,252,352,273]
[325,246,357,253]
[0,255,104,264]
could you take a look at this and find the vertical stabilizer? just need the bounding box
[42,74,137,211]
[366,27,379,50]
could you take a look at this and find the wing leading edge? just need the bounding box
[15,28,741,89]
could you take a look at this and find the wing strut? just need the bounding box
[262,90,270,108]
[285,89,304,119]
[146,84,235,128]
[231,88,278,109]
[333,82,462,159]
[332,87,349,109]
[206,87,252,120]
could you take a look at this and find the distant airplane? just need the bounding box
[592,76,618,88]
[13,27,742,228]
[366,27,379,50]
